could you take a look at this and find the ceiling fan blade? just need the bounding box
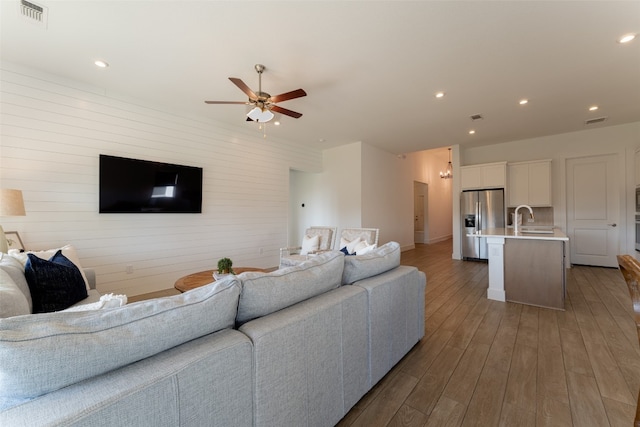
[204,101,250,104]
[229,77,257,99]
[270,105,303,119]
[270,89,307,103]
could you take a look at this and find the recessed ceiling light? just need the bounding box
[274,121,280,126]
[469,130,476,135]
[519,99,528,105]
[589,105,599,111]
[618,33,636,44]
[435,92,445,98]
[94,60,109,68]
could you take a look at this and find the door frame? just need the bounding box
[413,181,428,244]
[565,153,624,267]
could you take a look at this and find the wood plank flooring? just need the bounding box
[337,239,639,427]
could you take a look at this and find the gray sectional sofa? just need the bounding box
[0,241,426,427]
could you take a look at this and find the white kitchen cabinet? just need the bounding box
[507,160,552,207]
[460,162,506,190]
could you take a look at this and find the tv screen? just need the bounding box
[99,155,203,213]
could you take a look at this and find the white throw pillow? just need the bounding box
[63,294,128,312]
[300,234,319,255]
[355,240,377,255]
[8,244,90,291]
[340,237,362,254]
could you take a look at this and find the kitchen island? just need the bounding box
[469,227,569,310]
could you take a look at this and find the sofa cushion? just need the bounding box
[341,241,401,285]
[0,277,241,410]
[8,244,91,290]
[236,250,345,325]
[0,253,32,314]
[0,269,30,318]
[25,251,89,313]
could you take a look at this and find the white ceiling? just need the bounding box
[2,1,639,154]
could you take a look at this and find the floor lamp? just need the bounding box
[0,189,26,253]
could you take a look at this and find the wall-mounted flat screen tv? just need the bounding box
[99,154,203,213]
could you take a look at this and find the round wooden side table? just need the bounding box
[174,267,266,293]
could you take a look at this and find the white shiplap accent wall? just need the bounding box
[0,62,322,296]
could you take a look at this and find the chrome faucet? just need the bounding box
[514,204,534,234]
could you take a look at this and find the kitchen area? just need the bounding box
[460,159,569,310]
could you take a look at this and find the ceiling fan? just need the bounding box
[205,64,307,122]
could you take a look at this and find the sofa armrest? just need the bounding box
[83,268,96,290]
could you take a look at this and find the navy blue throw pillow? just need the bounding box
[24,250,88,313]
[340,247,356,256]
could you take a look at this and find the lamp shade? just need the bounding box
[247,107,274,123]
[0,189,26,216]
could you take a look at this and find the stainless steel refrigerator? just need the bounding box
[461,188,505,260]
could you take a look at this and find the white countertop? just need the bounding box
[468,227,569,241]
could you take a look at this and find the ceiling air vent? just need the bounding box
[585,116,607,125]
[20,0,48,27]
[470,114,483,121]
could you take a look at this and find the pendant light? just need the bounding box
[440,148,453,179]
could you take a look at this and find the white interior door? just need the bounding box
[566,154,620,267]
[413,181,428,244]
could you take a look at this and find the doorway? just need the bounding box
[566,154,620,267]
[414,181,428,244]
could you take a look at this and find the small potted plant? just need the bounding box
[217,257,234,275]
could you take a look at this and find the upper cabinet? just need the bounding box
[507,160,552,207]
[460,162,506,190]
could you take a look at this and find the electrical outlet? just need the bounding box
[125,265,134,274]
[527,218,535,223]
[259,248,264,255]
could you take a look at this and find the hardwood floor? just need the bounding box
[337,239,639,427]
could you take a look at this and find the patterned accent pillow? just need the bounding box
[24,250,88,313]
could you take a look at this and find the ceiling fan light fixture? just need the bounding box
[247,107,274,123]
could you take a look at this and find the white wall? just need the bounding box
[320,143,363,231]
[457,122,640,257]
[0,62,323,296]
[288,169,327,247]
[289,141,417,251]
[287,143,363,248]
[361,143,413,249]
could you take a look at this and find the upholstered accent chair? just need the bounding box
[616,254,640,427]
[279,226,337,268]
[336,228,380,257]
[339,228,379,250]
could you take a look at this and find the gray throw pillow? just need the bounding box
[236,251,345,325]
[0,277,241,410]
[341,241,401,285]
